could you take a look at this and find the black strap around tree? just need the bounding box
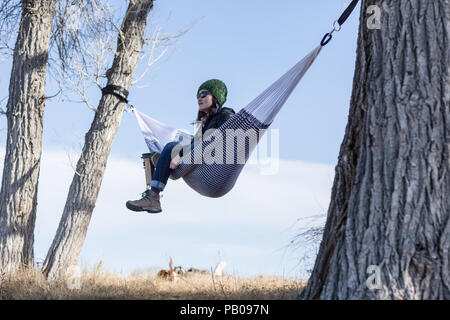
[320,0,360,46]
[101,84,129,103]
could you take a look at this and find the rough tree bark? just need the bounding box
[299,0,449,299]
[42,0,154,280]
[0,0,56,273]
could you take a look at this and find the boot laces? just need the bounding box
[140,190,162,199]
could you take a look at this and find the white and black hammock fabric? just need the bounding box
[132,45,322,198]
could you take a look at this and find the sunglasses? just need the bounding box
[197,90,211,99]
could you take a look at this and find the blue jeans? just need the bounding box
[150,141,178,191]
[151,141,194,191]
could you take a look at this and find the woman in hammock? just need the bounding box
[126,79,235,213]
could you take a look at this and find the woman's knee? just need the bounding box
[162,141,182,158]
[165,141,179,149]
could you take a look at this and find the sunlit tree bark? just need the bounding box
[42,0,154,280]
[0,0,56,273]
[299,0,449,299]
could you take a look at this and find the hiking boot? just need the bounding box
[126,190,162,213]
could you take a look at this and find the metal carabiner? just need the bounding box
[320,33,333,46]
[320,20,342,46]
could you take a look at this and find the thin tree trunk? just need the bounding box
[0,0,56,273]
[42,0,154,280]
[299,0,449,300]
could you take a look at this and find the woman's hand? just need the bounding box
[169,154,181,170]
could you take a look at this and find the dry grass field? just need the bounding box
[0,264,306,300]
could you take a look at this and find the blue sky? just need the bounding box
[0,0,360,278]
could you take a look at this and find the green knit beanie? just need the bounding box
[197,79,227,107]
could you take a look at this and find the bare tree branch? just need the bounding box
[132,20,197,85]
[0,0,21,58]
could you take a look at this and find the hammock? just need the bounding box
[133,45,322,197]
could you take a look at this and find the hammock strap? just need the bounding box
[101,84,129,103]
[338,0,360,25]
[321,0,360,46]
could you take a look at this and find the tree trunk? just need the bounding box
[299,0,449,299]
[42,0,154,280]
[0,0,56,273]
